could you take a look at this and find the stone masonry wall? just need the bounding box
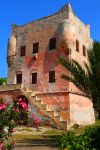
[6,3,95,127]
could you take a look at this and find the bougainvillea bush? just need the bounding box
[13,96,28,125]
[0,96,51,149]
[29,113,41,129]
[0,97,19,150]
[0,96,44,149]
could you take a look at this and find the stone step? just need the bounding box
[60,116,67,122]
[54,111,59,117]
[31,91,38,96]
[48,112,60,122]
[60,121,67,127]
[26,89,33,93]
[31,92,35,97]
[46,105,53,111]
[47,111,54,116]
[34,99,42,104]
[41,104,47,110]
[34,100,46,110]
[55,116,60,120]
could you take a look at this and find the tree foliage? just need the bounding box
[0,78,7,85]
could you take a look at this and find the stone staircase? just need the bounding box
[21,87,67,130]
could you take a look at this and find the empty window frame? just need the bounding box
[83,45,86,56]
[20,45,26,56]
[49,38,56,50]
[32,72,37,84]
[76,40,79,52]
[49,71,55,83]
[33,42,39,54]
[16,73,22,84]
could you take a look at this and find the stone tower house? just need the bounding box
[0,3,95,129]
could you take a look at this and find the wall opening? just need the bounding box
[16,72,22,84]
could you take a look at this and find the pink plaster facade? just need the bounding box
[1,3,95,129]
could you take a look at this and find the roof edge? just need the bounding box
[12,3,73,28]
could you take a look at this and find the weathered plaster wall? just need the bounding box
[69,94,95,126]
[6,3,95,127]
[7,3,92,91]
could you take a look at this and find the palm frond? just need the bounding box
[59,41,100,117]
[62,74,90,98]
[59,57,92,97]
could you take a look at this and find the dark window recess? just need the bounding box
[32,73,37,84]
[83,45,86,56]
[33,42,39,54]
[20,46,26,56]
[16,74,22,84]
[49,38,56,50]
[76,40,79,52]
[49,71,55,83]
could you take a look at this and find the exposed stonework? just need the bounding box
[0,3,95,129]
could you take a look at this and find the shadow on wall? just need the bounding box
[43,22,70,74]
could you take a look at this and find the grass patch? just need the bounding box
[70,119,100,135]
[12,134,46,141]
[15,126,36,132]
[95,118,100,124]
[43,129,65,135]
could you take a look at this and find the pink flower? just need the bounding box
[19,120,24,124]
[13,141,16,147]
[31,114,35,117]
[0,143,2,149]
[15,108,19,113]
[31,114,37,119]
[18,98,22,101]
[11,129,16,133]
[20,102,28,110]
[35,119,40,124]
[0,103,6,110]
[17,102,20,105]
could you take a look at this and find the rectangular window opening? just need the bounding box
[20,45,26,56]
[83,45,86,56]
[32,72,37,84]
[76,40,79,52]
[33,42,39,54]
[16,74,22,84]
[49,71,55,83]
[49,38,56,50]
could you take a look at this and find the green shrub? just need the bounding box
[57,132,75,150]
[57,130,97,150]
[84,125,100,150]
[57,125,100,150]
[72,124,80,129]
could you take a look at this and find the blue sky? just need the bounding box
[0,0,100,78]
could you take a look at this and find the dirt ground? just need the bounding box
[14,139,58,150]
[14,145,58,150]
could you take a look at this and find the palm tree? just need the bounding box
[59,42,100,118]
